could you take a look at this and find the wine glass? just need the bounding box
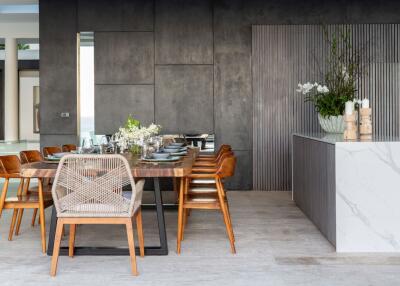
[100,135,110,154]
[81,137,94,153]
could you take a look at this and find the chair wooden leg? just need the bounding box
[0,178,10,219]
[38,179,47,253]
[15,178,26,235]
[217,181,235,242]
[216,180,235,241]
[216,181,236,254]
[31,209,38,227]
[220,204,236,254]
[135,209,145,257]
[224,201,235,241]
[126,219,138,276]
[69,224,76,257]
[24,178,31,193]
[8,209,18,241]
[15,209,24,235]
[177,177,185,254]
[180,178,189,242]
[50,219,64,277]
[181,208,188,241]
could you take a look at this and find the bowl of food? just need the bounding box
[152,152,170,159]
[170,142,184,147]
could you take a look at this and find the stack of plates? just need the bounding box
[45,152,69,162]
[142,156,181,162]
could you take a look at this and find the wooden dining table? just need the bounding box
[20,149,198,256]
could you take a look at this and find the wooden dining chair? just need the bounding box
[62,144,77,152]
[19,150,52,230]
[50,154,145,276]
[194,149,234,168]
[196,144,231,161]
[0,155,53,252]
[177,155,237,254]
[42,146,62,157]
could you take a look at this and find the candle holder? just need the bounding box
[343,113,358,140]
[359,107,372,140]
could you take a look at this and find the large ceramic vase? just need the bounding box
[318,113,345,133]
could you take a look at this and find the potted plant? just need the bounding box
[296,30,360,133]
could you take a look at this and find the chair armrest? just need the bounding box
[197,154,215,158]
[192,167,217,173]
[196,157,216,161]
[188,173,217,179]
[193,162,216,167]
[0,173,22,179]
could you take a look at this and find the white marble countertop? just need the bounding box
[293,132,400,145]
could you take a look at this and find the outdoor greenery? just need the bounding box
[297,29,361,117]
[0,44,30,50]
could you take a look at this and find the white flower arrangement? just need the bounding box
[114,120,161,149]
[296,82,329,95]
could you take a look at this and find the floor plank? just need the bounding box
[0,190,400,285]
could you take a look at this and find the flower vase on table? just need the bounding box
[113,114,162,156]
[130,144,142,155]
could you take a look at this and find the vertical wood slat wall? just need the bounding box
[252,24,400,191]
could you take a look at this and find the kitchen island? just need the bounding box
[292,133,400,252]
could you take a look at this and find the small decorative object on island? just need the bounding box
[113,114,161,154]
[359,98,373,140]
[343,101,357,140]
[296,29,362,133]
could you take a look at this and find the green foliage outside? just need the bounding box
[0,44,30,50]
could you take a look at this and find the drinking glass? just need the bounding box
[81,137,94,153]
[100,135,110,154]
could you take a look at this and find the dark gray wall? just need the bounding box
[40,0,400,190]
[40,0,78,147]
[252,24,400,190]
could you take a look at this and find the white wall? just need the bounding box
[19,70,39,141]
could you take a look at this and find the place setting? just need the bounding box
[141,140,188,163]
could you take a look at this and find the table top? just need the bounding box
[20,149,198,178]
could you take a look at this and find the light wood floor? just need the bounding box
[1,190,400,286]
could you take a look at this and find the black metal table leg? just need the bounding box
[47,177,170,256]
[47,206,57,255]
[201,139,206,150]
[153,177,168,254]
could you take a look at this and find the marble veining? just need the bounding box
[336,141,400,252]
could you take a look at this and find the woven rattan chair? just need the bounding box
[50,154,145,276]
